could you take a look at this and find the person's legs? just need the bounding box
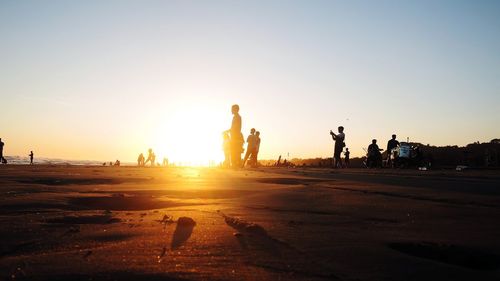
[230,142,241,168]
[242,148,252,167]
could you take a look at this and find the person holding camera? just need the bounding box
[330,126,345,169]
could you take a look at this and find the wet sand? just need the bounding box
[1,165,500,280]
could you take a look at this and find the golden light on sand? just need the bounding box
[151,105,226,166]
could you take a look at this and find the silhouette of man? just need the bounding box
[344,148,350,168]
[242,128,256,167]
[29,151,34,165]
[0,138,4,164]
[368,139,383,168]
[330,126,345,168]
[227,104,243,168]
[144,148,156,166]
[252,131,261,167]
[386,134,400,167]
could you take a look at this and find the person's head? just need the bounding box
[338,126,344,133]
[346,148,349,151]
[392,134,397,140]
[231,104,239,114]
[250,128,256,134]
[372,139,377,144]
[256,131,260,137]
[148,148,152,153]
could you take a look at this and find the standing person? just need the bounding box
[227,104,244,168]
[386,134,400,168]
[0,138,5,164]
[252,131,261,167]
[344,148,350,168]
[144,148,156,166]
[222,132,231,168]
[330,126,345,168]
[29,151,34,165]
[242,128,256,167]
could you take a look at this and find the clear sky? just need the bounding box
[1,0,499,164]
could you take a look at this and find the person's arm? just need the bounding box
[330,131,337,140]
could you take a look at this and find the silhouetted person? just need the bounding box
[144,148,156,166]
[222,132,231,168]
[276,155,282,166]
[29,151,34,165]
[137,153,145,166]
[114,160,121,166]
[162,158,169,167]
[386,134,400,167]
[330,126,345,168]
[344,148,350,168]
[227,104,244,168]
[0,138,5,164]
[252,131,261,167]
[242,128,256,167]
[367,139,383,168]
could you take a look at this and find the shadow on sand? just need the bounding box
[171,217,196,249]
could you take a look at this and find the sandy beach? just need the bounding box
[1,165,499,280]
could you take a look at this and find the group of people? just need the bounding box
[137,149,169,167]
[222,104,262,168]
[0,138,34,165]
[366,134,401,168]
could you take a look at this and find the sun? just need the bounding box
[150,105,227,166]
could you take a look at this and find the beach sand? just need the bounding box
[1,165,500,280]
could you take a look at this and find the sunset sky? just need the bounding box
[1,0,499,164]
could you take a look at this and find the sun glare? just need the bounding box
[151,106,226,166]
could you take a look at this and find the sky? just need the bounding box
[1,0,499,164]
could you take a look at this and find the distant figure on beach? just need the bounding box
[162,158,168,167]
[29,151,34,165]
[386,134,400,167]
[252,131,261,167]
[226,104,244,168]
[344,148,350,168]
[114,160,121,166]
[222,132,231,168]
[242,128,256,167]
[276,155,282,166]
[144,148,156,167]
[330,126,345,168]
[137,153,145,166]
[0,138,5,164]
[367,139,383,168]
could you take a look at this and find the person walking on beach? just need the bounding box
[226,104,244,168]
[330,126,345,168]
[242,128,256,167]
[0,138,5,164]
[144,148,156,166]
[386,134,399,167]
[344,148,350,168]
[29,151,34,165]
